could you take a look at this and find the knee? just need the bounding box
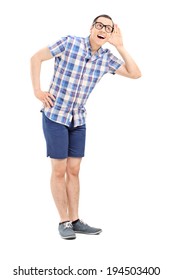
[67,163,80,177]
[52,167,66,179]
[51,160,67,179]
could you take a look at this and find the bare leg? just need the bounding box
[50,158,69,222]
[66,157,82,221]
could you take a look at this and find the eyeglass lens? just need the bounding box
[95,22,113,33]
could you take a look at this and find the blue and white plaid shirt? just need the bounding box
[43,35,123,127]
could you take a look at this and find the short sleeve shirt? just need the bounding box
[43,35,124,127]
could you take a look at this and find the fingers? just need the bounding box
[114,24,121,35]
[42,92,55,108]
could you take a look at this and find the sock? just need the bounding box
[72,219,79,224]
[59,220,70,225]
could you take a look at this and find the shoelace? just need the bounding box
[64,221,73,229]
[79,219,87,225]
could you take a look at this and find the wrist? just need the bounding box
[34,91,42,101]
[34,88,41,97]
[114,44,124,50]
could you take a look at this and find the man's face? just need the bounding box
[90,17,114,47]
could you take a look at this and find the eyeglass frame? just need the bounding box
[93,21,114,33]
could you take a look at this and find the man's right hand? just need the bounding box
[35,90,56,108]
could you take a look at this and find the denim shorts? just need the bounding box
[42,113,86,159]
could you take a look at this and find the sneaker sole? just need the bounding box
[74,230,102,235]
[61,235,76,240]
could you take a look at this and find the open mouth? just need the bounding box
[97,34,106,40]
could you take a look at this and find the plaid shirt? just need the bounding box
[43,35,123,127]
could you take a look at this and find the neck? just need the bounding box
[89,36,100,54]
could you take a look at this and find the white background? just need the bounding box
[0,0,173,279]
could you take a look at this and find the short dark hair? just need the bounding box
[92,14,114,27]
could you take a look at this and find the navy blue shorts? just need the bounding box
[42,113,86,159]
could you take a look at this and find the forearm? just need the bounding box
[30,47,53,97]
[30,55,42,97]
[109,24,141,78]
[30,48,55,108]
[116,45,141,78]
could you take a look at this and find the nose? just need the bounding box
[99,26,106,34]
[102,25,107,32]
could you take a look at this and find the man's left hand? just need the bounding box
[108,24,123,48]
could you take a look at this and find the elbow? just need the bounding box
[30,54,36,65]
[131,70,142,79]
[30,53,41,67]
[30,53,38,63]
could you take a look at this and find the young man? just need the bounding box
[30,14,141,240]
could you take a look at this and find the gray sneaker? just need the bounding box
[58,221,76,240]
[72,219,102,235]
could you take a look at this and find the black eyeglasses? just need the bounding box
[93,21,114,33]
